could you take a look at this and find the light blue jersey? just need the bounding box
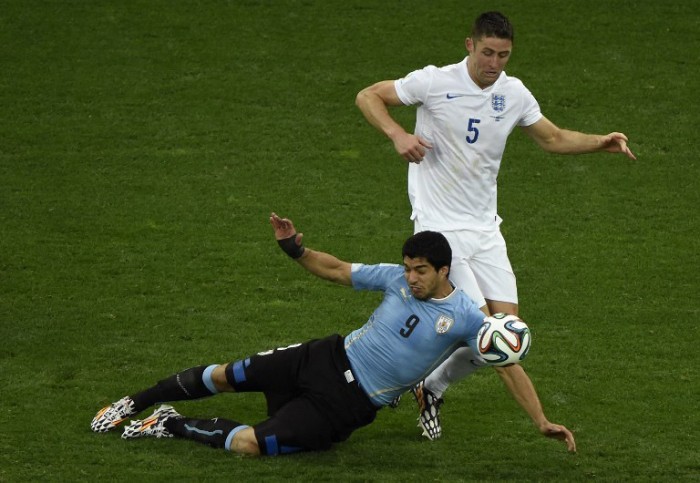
[345,263,486,406]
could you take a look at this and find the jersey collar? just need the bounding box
[430,283,457,302]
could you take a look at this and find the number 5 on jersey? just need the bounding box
[466,118,480,144]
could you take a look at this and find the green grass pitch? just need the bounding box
[0,0,698,480]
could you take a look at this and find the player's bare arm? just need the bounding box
[356,80,433,163]
[494,363,577,453]
[522,116,636,160]
[270,213,352,286]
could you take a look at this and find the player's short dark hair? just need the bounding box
[471,11,514,42]
[402,231,452,272]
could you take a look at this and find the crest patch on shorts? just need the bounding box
[435,314,454,334]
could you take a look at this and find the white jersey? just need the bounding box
[394,57,542,230]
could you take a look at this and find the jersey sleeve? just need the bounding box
[459,298,489,363]
[517,84,543,127]
[351,263,403,291]
[394,65,437,106]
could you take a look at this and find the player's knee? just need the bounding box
[229,427,260,455]
[211,364,234,392]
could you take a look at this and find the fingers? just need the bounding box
[270,212,295,234]
[605,132,637,160]
[622,142,637,160]
[402,145,433,163]
[270,212,289,226]
[397,135,433,163]
[269,212,285,229]
[609,132,629,142]
[553,426,577,453]
[543,425,577,453]
[614,137,636,160]
[403,152,423,163]
[400,143,425,163]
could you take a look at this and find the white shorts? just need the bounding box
[414,220,518,307]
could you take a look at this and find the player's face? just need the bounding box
[403,256,448,300]
[466,36,512,89]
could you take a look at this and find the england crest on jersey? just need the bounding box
[435,314,454,334]
[491,94,506,112]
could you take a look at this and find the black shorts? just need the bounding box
[227,334,379,455]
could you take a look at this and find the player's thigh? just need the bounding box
[226,341,306,395]
[439,230,487,308]
[253,397,334,455]
[471,230,518,304]
[448,257,487,308]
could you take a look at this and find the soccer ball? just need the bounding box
[477,313,531,366]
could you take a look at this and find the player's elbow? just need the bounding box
[356,81,397,109]
[537,135,571,154]
[532,130,559,152]
[328,268,353,287]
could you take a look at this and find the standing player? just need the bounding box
[91,213,575,455]
[355,11,635,439]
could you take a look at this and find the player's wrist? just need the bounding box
[277,235,305,259]
[385,125,407,141]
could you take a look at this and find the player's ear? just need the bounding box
[438,265,450,280]
[466,37,474,53]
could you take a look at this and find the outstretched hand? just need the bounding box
[270,212,303,245]
[539,421,577,453]
[602,132,636,160]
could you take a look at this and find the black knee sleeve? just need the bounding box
[167,417,245,450]
[164,365,212,400]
